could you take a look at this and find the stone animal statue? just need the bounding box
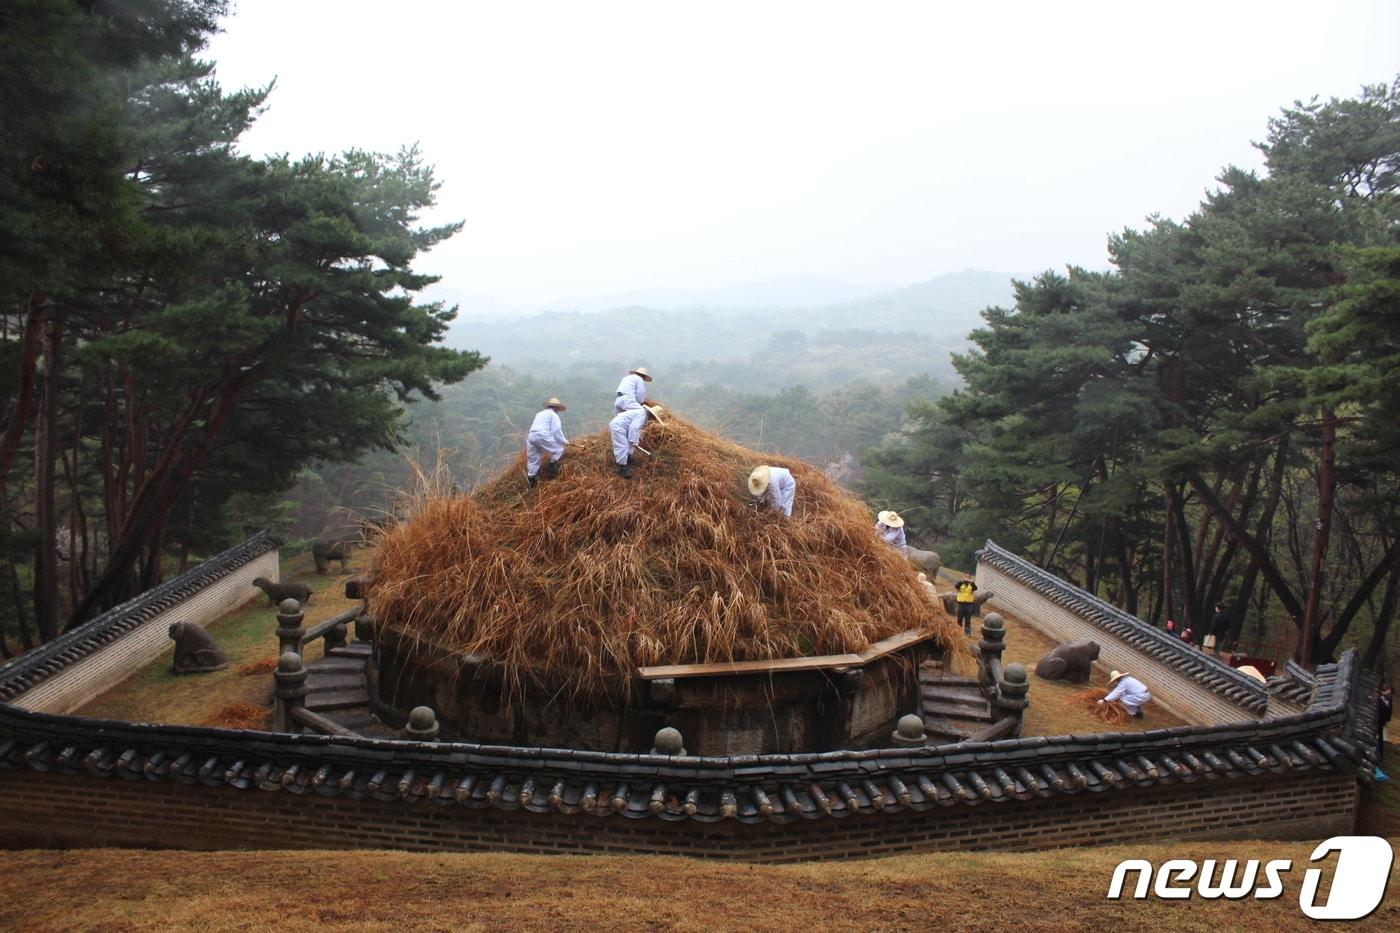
[251,576,313,607]
[168,621,228,674]
[312,537,357,574]
[940,589,994,618]
[905,546,941,576]
[1034,639,1101,682]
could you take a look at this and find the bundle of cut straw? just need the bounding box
[1072,687,1130,725]
[367,415,963,702]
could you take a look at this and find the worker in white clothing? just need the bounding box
[1099,670,1152,719]
[609,403,664,479]
[613,367,653,413]
[875,510,907,555]
[748,465,796,517]
[524,397,577,488]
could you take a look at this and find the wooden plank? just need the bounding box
[637,629,933,680]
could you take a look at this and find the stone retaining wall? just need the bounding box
[0,768,1356,861]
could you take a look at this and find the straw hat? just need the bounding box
[642,403,664,424]
[1238,665,1266,684]
[877,510,904,528]
[630,366,653,382]
[1107,670,1128,684]
[544,397,566,411]
[748,465,772,496]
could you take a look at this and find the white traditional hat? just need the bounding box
[544,397,566,411]
[877,510,904,528]
[630,366,653,382]
[1107,670,1128,684]
[748,465,773,496]
[642,403,664,424]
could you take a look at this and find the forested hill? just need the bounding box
[446,270,1015,377]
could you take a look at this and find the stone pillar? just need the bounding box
[274,650,308,732]
[978,612,1006,694]
[891,713,927,748]
[995,662,1030,736]
[323,618,348,652]
[276,598,304,657]
[402,706,440,741]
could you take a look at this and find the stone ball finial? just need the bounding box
[982,612,1004,630]
[277,650,303,673]
[403,705,440,741]
[892,713,927,747]
[279,597,302,616]
[1003,662,1027,684]
[652,726,685,756]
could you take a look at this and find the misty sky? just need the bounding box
[204,1,1399,314]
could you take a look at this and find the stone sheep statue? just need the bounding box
[905,546,941,576]
[252,576,313,607]
[168,621,228,674]
[312,537,357,574]
[1034,639,1101,683]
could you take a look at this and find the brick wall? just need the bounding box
[977,563,1256,726]
[11,550,277,715]
[0,768,1356,861]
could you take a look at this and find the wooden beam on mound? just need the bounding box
[636,629,933,680]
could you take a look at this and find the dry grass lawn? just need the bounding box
[0,837,1394,932]
[74,551,367,727]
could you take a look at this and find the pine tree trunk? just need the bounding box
[1300,408,1337,665]
[32,315,64,642]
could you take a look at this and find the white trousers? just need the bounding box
[526,437,564,476]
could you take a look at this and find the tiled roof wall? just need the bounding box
[0,532,278,710]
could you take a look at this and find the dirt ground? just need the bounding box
[0,835,1394,932]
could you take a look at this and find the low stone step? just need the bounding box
[920,686,991,707]
[918,674,980,688]
[305,688,371,712]
[304,673,365,692]
[306,655,365,674]
[327,642,373,659]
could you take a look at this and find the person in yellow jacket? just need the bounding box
[954,573,977,635]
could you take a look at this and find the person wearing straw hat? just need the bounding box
[1099,670,1152,719]
[748,465,796,517]
[525,398,577,488]
[875,510,907,555]
[609,403,663,479]
[613,366,654,414]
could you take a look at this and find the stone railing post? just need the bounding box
[891,713,927,748]
[651,726,687,757]
[402,706,440,741]
[276,598,305,657]
[995,662,1029,737]
[323,617,348,652]
[978,612,1006,696]
[274,650,308,732]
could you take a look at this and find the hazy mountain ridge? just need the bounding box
[446,270,1017,373]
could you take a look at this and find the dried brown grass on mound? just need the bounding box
[201,702,268,730]
[367,414,962,701]
[1072,687,1130,725]
[237,657,278,676]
